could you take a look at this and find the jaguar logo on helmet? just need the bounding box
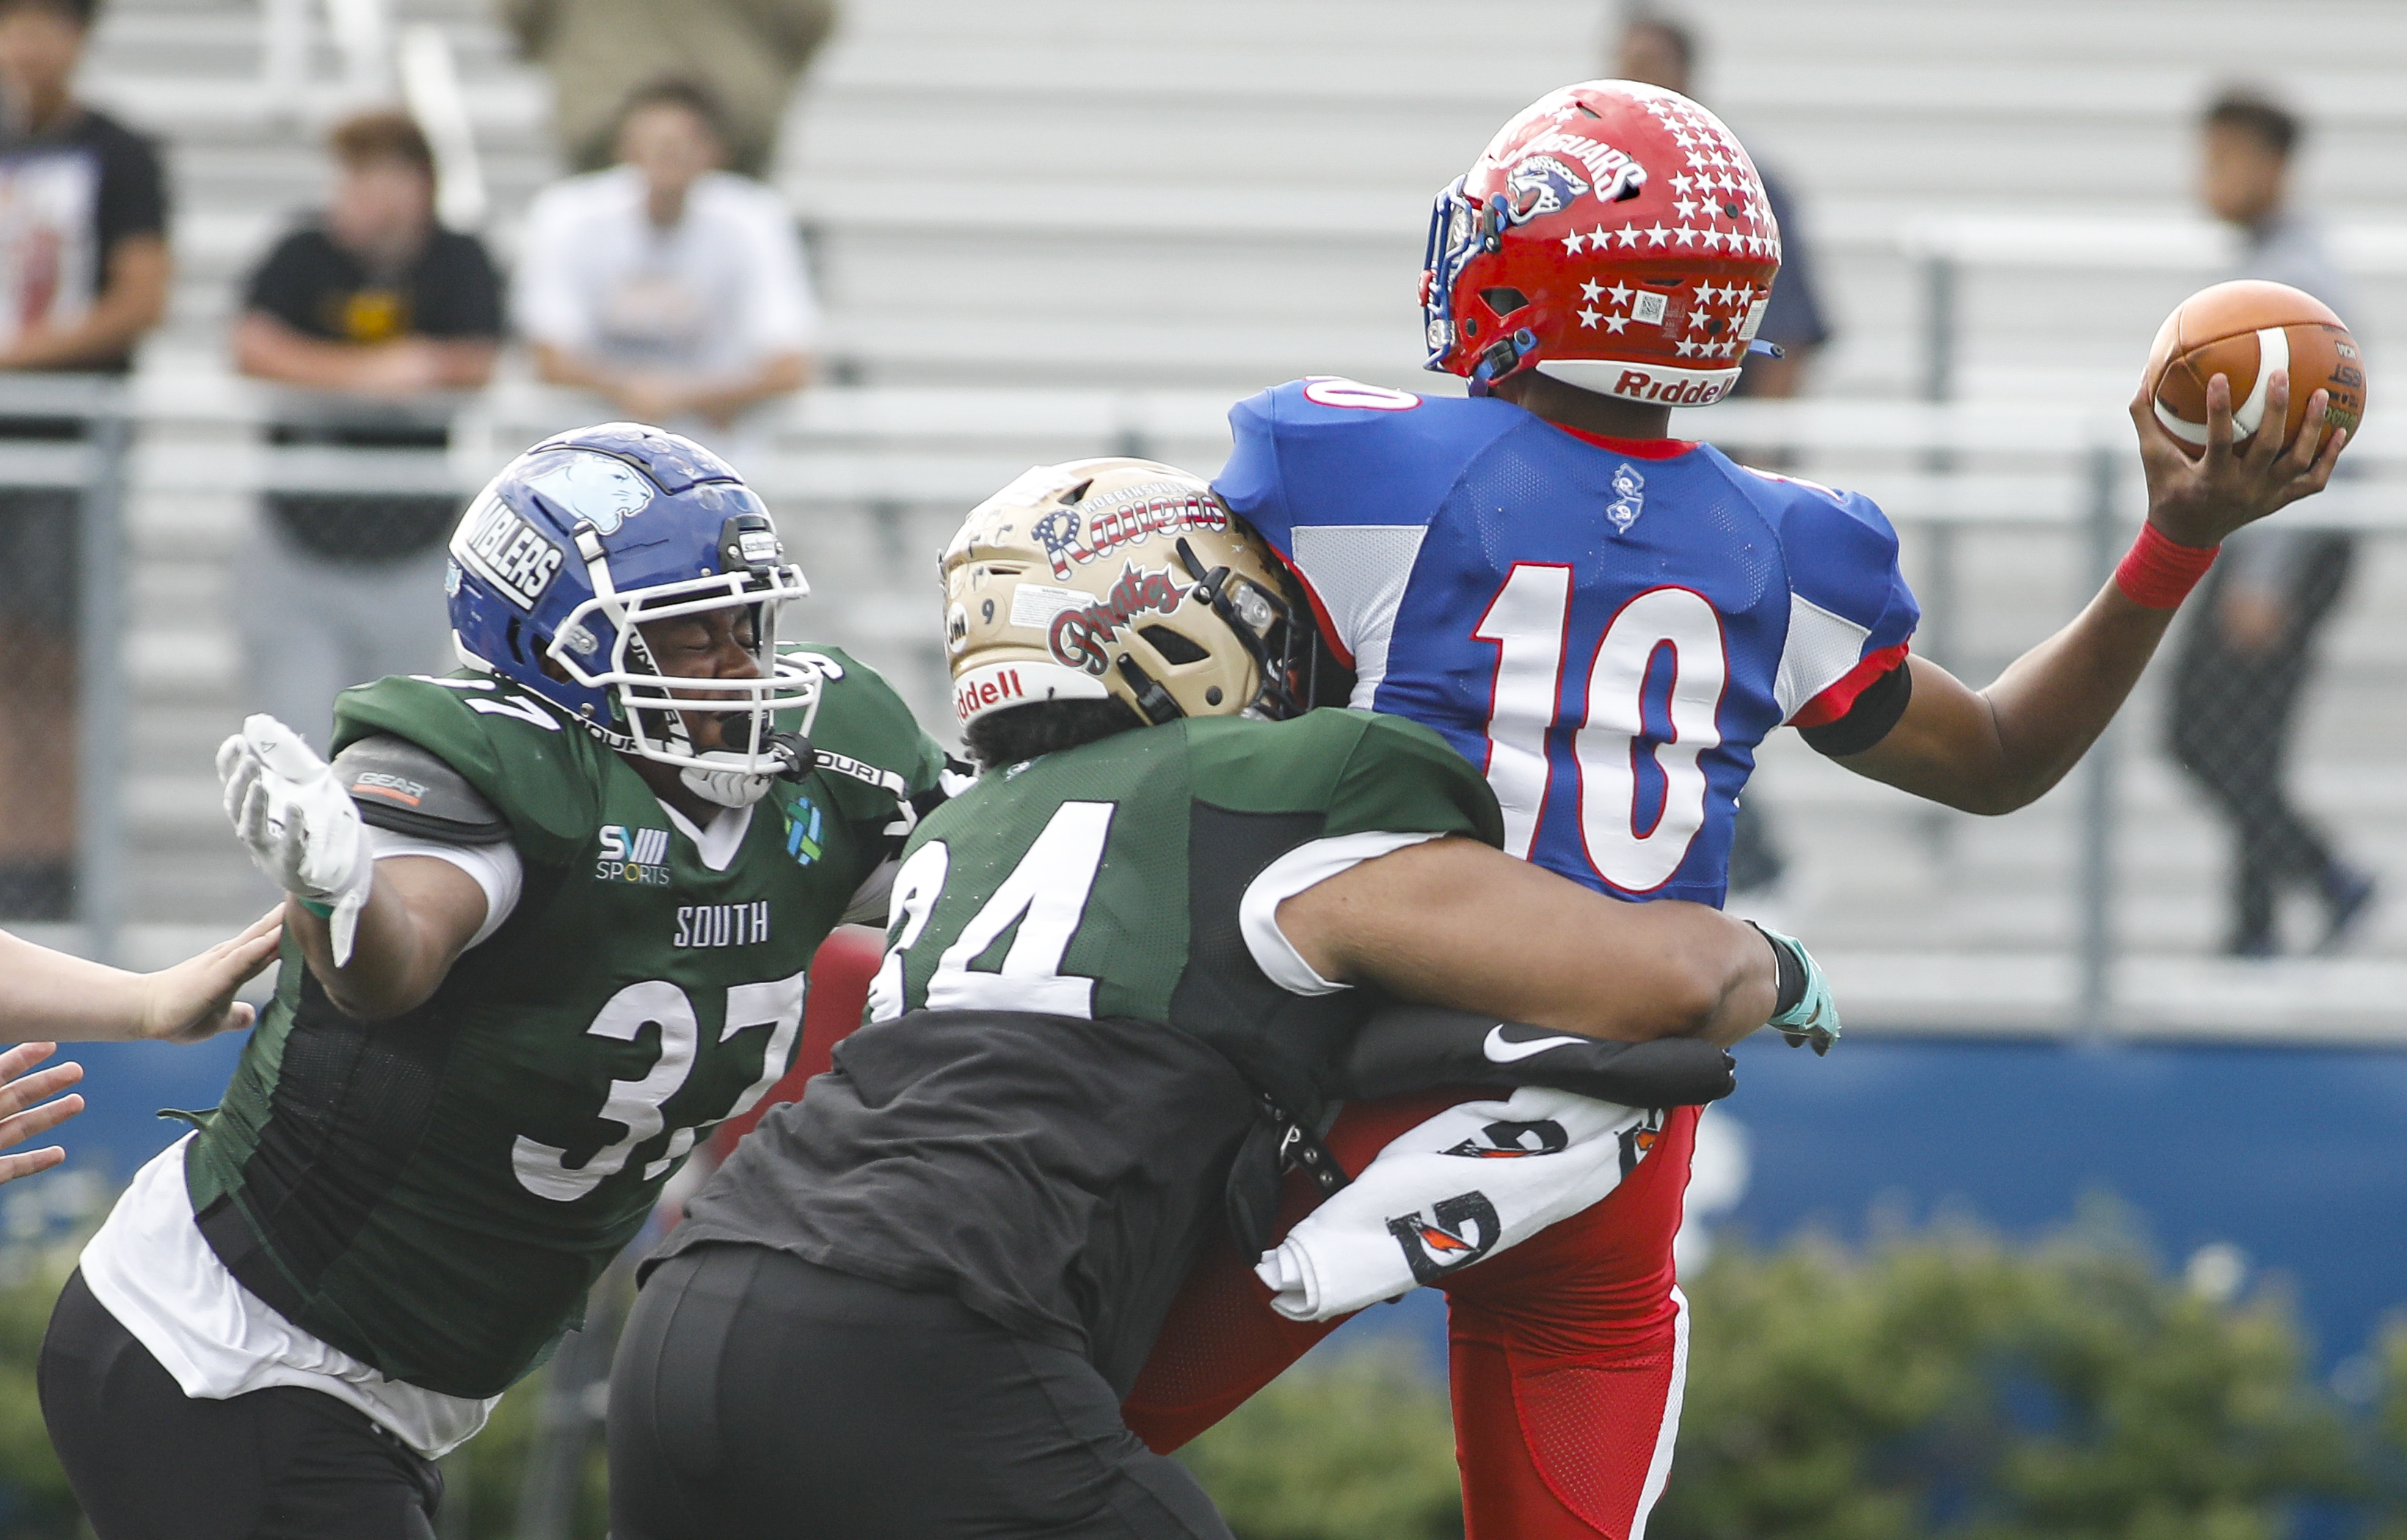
[523,453,655,535]
[1503,154,1590,222]
[1510,131,1647,205]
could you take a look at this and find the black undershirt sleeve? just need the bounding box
[1799,658,1913,759]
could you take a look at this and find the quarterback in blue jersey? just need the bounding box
[1118,80,2344,1540]
[1220,376,1915,907]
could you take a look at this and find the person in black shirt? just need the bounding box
[0,0,170,917]
[0,0,167,376]
[232,109,501,748]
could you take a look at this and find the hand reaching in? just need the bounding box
[139,909,285,1044]
[0,1043,84,1185]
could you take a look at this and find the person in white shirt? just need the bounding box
[515,77,817,433]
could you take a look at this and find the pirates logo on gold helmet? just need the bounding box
[940,459,1307,730]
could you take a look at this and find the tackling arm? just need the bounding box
[1277,835,1780,1047]
[282,859,487,1021]
[1833,371,2344,814]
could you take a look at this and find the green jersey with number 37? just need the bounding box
[183,646,944,1398]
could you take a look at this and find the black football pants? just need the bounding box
[608,1244,1234,1540]
[38,1268,443,1540]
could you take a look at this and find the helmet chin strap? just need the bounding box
[680,753,780,809]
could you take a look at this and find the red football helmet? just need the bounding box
[1421,80,1783,406]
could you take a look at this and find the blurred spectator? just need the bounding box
[232,109,500,748]
[515,79,817,435]
[0,0,168,918]
[500,0,836,178]
[2166,87,2374,957]
[1614,9,1832,902]
[1615,11,1831,401]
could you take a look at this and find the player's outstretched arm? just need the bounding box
[219,717,489,1022]
[0,1043,84,1185]
[1277,836,1783,1047]
[0,910,284,1043]
[1833,371,2343,814]
[278,858,487,1023]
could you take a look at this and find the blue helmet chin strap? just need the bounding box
[1468,328,1542,398]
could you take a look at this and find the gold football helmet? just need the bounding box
[940,458,1307,730]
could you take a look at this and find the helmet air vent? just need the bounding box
[1480,286,1530,318]
[1139,624,1209,665]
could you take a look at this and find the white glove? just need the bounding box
[217,715,374,966]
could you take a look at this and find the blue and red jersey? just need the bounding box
[1216,376,1919,908]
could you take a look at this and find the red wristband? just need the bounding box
[2113,522,2218,609]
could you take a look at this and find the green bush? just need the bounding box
[1656,1223,2358,1540]
[0,1233,606,1540]
[1179,1340,1463,1540]
[1176,1218,2363,1540]
[0,1217,2384,1540]
[0,1243,80,1539]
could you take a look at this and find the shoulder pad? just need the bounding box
[333,734,511,845]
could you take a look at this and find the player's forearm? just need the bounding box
[286,869,466,1021]
[1288,838,1779,1043]
[1970,583,2174,807]
[1367,900,1774,1043]
[1838,591,2174,815]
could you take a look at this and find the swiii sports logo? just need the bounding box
[597,825,672,886]
[1046,563,1188,676]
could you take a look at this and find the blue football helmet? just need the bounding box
[446,423,820,806]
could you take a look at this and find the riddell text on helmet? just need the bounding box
[955,666,1030,720]
[1614,371,1730,405]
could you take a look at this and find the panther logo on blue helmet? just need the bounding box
[445,423,821,807]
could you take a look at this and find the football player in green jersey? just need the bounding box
[609,459,1829,1540]
[40,425,950,1540]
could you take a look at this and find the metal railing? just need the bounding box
[4,374,2400,1034]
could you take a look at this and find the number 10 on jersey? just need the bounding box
[1474,566,1728,894]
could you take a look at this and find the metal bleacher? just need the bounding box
[62,0,2407,1036]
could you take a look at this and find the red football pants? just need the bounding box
[1124,1093,1697,1540]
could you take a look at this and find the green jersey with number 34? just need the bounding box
[667,706,1505,1387]
[183,646,944,1399]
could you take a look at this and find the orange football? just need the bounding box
[2145,279,2364,459]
